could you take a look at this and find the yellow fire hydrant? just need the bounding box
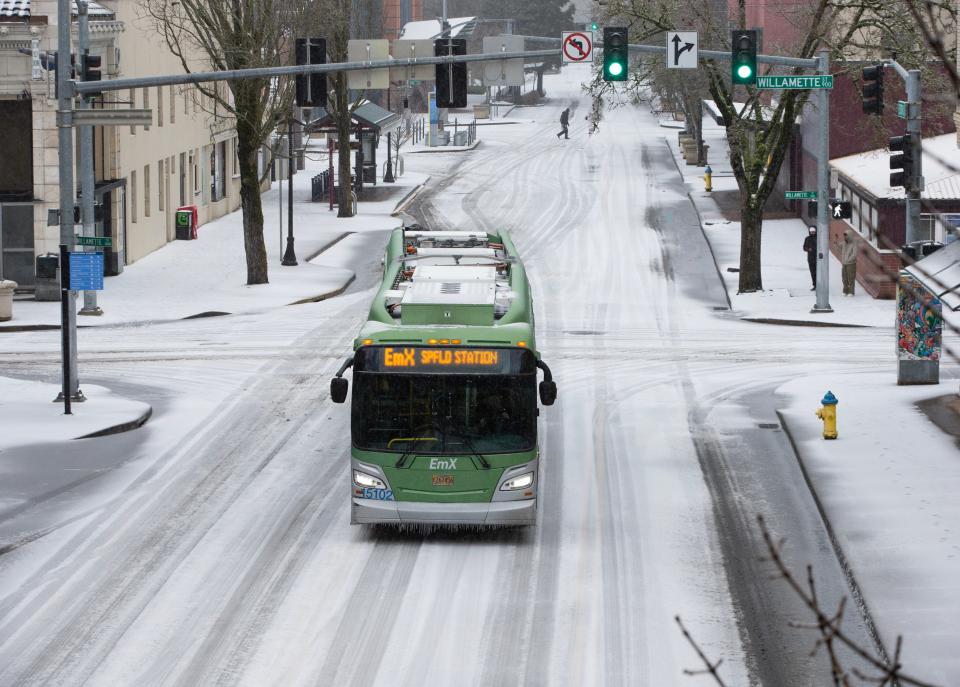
[815,390,839,439]
[704,165,713,193]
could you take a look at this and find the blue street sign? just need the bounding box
[69,251,104,291]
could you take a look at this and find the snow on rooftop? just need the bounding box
[399,16,476,40]
[831,132,960,200]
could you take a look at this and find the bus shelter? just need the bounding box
[305,101,402,198]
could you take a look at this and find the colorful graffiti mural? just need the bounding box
[896,274,942,361]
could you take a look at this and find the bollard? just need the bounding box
[0,279,17,321]
[814,390,839,439]
[704,165,713,193]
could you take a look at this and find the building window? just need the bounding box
[170,86,176,124]
[143,88,151,129]
[129,88,136,135]
[144,164,151,217]
[211,141,226,202]
[157,86,164,127]
[158,160,165,211]
[130,169,137,223]
[192,151,200,196]
[179,152,186,207]
[918,215,936,242]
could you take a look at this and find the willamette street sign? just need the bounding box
[757,75,833,90]
[785,190,817,200]
[74,235,112,247]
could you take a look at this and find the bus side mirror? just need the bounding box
[539,380,557,406]
[331,377,349,403]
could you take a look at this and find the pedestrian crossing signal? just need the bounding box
[603,27,628,82]
[731,30,757,85]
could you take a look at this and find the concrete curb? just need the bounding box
[78,404,153,439]
[742,317,872,328]
[288,273,356,305]
[392,177,431,217]
[304,232,352,262]
[775,409,893,666]
[0,323,63,333]
[406,139,481,154]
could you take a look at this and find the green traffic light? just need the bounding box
[736,64,753,79]
[608,62,624,77]
[591,22,599,31]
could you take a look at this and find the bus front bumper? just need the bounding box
[351,498,536,526]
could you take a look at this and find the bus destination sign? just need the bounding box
[383,347,500,368]
[359,346,534,374]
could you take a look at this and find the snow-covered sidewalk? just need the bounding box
[665,117,895,327]
[777,376,960,684]
[668,113,960,683]
[5,156,426,330]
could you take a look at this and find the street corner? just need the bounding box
[0,376,152,452]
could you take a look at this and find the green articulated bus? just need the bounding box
[330,226,557,527]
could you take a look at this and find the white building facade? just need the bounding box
[0,0,247,289]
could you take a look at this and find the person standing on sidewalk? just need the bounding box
[803,226,818,290]
[556,108,570,139]
[839,228,859,296]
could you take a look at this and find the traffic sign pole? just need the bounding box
[78,0,102,317]
[59,244,72,415]
[813,49,832,313]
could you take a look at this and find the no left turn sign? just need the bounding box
[561,31,593,63]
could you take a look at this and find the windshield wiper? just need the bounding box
[460,432,491,470]
[394,421,443,468]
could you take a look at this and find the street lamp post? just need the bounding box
[281,117,298,266]
[384,83,395,183]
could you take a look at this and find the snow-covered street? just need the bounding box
[1,63,957,686]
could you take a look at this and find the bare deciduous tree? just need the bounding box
[593,0,955,292]
[143,0,301,285]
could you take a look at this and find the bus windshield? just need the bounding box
[352,372,536,454]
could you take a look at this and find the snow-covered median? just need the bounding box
[0,376,151,451]
[777,374,960,684]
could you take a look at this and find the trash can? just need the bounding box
[0,279,17,321]
[175,208,194,240]
[35,253,60,301]
[901,241,944,260]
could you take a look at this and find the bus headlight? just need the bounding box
[354,470,387,490]
[500,471,534,491]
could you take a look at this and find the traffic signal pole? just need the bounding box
[887,60,923,245]
[56,0,82,407]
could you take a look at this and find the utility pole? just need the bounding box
[78,0,102,316]
[812,49,832,313]
[56,0,83,405]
